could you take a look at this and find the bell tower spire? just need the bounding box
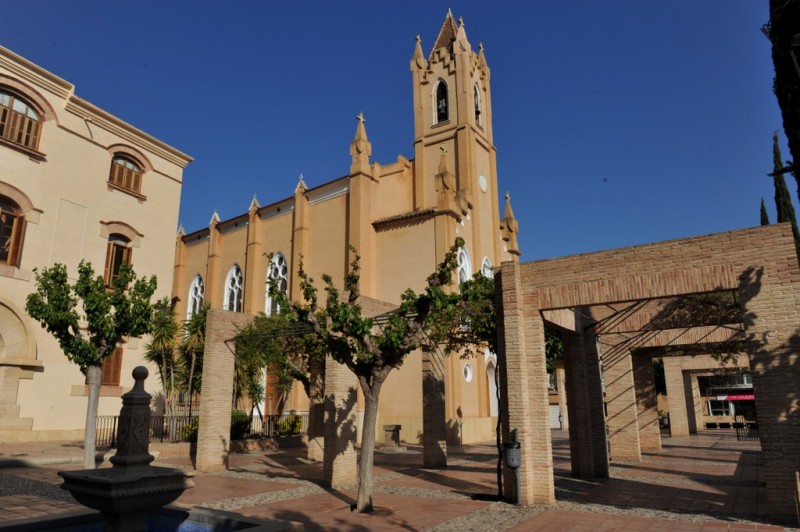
[410,12,509,264]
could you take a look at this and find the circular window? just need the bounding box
[463,363,473,383]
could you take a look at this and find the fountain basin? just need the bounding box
[59,466,194,530]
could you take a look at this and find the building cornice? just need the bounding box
[373,208,460,231]
[0,47,73,100]
[65,97,192,168]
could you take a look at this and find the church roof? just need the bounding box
[429,10,458,59]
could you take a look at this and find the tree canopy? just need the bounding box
[26,261,156,372]
[252,238,495,512]
[25,261,157,468]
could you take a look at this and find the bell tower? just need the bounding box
[410,11,513,268]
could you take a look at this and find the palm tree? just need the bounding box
[143,297,180,416]
[180,304,208,417]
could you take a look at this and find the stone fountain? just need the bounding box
[59,366,194,532]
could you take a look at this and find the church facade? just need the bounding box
[172,12,520,444]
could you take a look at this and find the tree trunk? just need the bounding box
[84,364,102,469]
[187,354,196,417]
[355,381,381,513]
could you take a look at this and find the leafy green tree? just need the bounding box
[144,297,180,416]
[269,239,494,513]
[233,312,322,420]
[25,261,157,468]
[761,198,771,226]
[770,132,800,258]
[545,328,563,373]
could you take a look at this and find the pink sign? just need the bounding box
[716,394,755,401]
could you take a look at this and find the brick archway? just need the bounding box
[498,223,800,523]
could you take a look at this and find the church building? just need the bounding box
[172,11,520,444]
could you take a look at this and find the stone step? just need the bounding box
[0,417,33,431]
[0,404,21,417]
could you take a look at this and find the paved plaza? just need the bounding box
[0,430,792,531]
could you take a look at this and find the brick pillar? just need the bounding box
[686,372,702,433]
[322,355,358,488]
[554,361,568,431]
[498,262,554,504]
[602,343,641,461]
[563,311,609,479]
[740,270,800,524]
[422,349,447,467]
[633,355,661,451]
[196,310,252,472]
[663,357,689,437]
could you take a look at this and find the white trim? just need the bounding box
[307,183,349,205]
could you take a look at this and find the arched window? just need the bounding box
[481,257,493,278]
[104,234,132,286]
[265,253,288,316]
[0,90,41,150]
[0,195,24,266]
[457,245,471,284]
[473,84,482,125]
[434,80,449,124]
[224,264,244,312]
[109,155,143,194]
[486,358,499,416]
[187,274,205,319]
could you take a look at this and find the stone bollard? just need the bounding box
[383,424,402,449]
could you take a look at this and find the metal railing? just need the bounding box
[242,412,308,438]
[96,412,308,447]
[734,415,759,441]
[96,415,198,447]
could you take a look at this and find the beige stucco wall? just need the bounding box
[0,46,190,441]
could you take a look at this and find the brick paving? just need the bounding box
[0,430,795,531]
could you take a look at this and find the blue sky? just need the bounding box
[1,1,788,261]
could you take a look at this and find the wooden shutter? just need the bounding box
[7,214,24,266]
[7,112,21,144]
[123,246,132,268]
[103,241,114,285]
[101,348,123,386]
[27,120,40,150]
[0,107,8,137]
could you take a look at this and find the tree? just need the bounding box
[765,0,800,186]
[761,197,771,226]
[269,239,494,513]
[179,304,208,417]
[233,312,323,419]
[144,297,180,416]
[25,261,157,469]
[770,132,800,258]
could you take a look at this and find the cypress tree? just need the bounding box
[771,132,800,258]
[760,198,770,225]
